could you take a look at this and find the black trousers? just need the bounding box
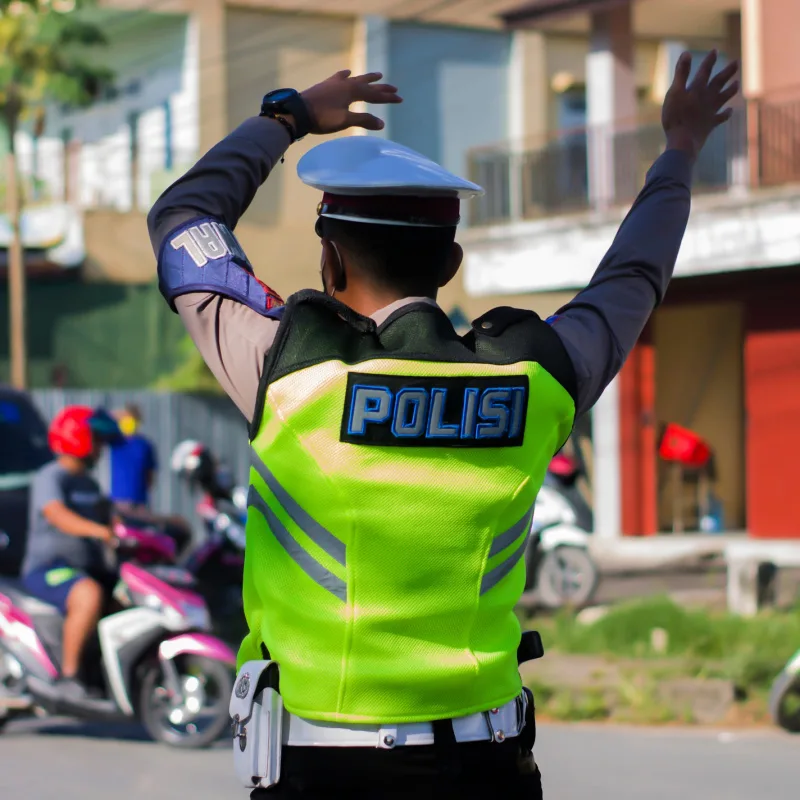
[250,740,543,799]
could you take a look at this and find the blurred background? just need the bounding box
[1,1,800,798]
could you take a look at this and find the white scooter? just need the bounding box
[769,647,800,733]
[523,482,599,610]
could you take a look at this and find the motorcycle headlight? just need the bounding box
[142,593,164,611]
[163,599,211,631]
[136,592,211,631]
[533,485,577,529]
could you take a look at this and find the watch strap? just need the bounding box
[259,89,312,140]
[263,113,297,144]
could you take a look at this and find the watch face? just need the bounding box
[263,88,296,105]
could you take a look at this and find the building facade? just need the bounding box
[462,0,800,541]
[4,0,798,541]
[2,0,587,383]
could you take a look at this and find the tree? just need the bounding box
[0,0,112,389]
[154,335,225,395]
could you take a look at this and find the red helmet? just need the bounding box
[48,405,96,458]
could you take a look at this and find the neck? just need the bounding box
[336,286,436,318]
[58,455,86,473]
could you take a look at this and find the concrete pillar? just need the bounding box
[355,16,390,138]
[508,31,526,221]
[521,31,548,142]
[593,377,622,540]
[586,1,636,211]
[724,12,748,192]
[742,0,800,98]
[196,0,228,153]
[585,3,633,541]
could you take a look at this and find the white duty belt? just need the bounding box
[230,659,530,790]
[283,692,527,748]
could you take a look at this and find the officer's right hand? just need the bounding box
[661,50,739,161]
[300,70,403,134]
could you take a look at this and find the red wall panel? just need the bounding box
[745,302,800,538]
[619,338,658,536]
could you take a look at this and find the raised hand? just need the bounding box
[300,70,403,134]
[661,50,740,160]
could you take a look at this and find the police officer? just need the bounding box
[149,52,738,799]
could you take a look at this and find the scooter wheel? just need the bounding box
[536,546,599,610]
[769,670,800,733]
[139,655,234,748]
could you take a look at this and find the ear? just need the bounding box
[320,238,347,293]
[439,242,463,288]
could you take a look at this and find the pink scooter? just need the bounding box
[0,559,236,748]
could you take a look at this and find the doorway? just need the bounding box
[653,302,746,532]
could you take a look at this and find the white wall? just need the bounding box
[14,12,198,213]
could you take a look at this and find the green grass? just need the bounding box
[529,595,800,695]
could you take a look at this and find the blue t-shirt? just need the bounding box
[109,435,157,505]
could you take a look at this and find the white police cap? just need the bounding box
[297,136,484,228]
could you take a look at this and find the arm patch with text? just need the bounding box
[340,373,529,448]
[157,217,283,314]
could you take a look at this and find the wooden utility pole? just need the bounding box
[7,149,27,389]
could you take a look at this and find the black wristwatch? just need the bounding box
[259,89,312,142]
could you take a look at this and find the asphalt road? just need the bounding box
[1,718,797,799]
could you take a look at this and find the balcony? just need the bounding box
[468,90,800,227]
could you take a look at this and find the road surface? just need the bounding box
[0,718,797,799]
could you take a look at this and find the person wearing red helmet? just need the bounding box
[20,405,120,702]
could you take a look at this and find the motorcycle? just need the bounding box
[523,484,599,610]
[0,542,236,747]
[522,436,598,610]
[111,479,247,645]
[769,647,800,733]
[184,493,247,643]
[545,443,593,533]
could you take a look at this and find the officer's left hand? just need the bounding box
[300,71,403,134]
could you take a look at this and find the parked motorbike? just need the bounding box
[0,546,236,747]
[523,483,599,609]
[544,444,593,533]
[769,647,800,733]
[520,433,598,609]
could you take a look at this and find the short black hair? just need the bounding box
[318,217,456,297]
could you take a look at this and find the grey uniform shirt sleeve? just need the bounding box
[548,148,693,418]
[147,117,292,421]
[31,462,66,512]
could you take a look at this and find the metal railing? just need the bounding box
[469,91,799,226]
[756,93,800,187]
[0,145,196,214]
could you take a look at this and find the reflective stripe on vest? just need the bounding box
[248,452,534,602]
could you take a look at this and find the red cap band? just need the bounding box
[318,193,460,227]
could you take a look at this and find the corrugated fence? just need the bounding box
[31,390,251,521]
